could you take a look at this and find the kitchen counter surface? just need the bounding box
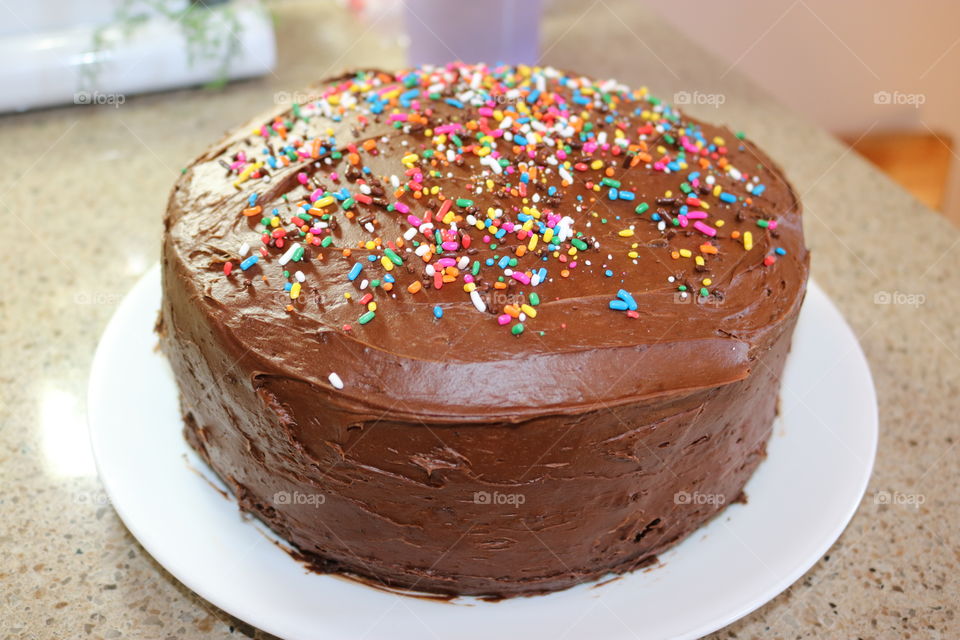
[2,1,956,638]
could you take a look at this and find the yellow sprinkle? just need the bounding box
[702,278,712,286]
[344,292,352,299]
[713,185,722,197]
[520,304,537,318]
[590,160,603,170]
[367,302,377,311]
[543,228,554,244]
[464,282,477,293]
[627,251,639,259]
[401,153,419,164]
[744,231,754,251]
[313,195,335,208]
[527,235,539,251]
[679,248,692,258]
[290,282,301,299]
[381,256,394,271]
[695,256,705,266]
[618,229,635,237]
[715,219,724,227]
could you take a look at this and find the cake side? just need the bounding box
[159,63,809,597]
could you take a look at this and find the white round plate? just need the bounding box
[89,264,877,640]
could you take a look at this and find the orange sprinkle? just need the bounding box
[407,281,422,294]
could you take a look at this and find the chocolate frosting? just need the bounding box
[160,64,809,597]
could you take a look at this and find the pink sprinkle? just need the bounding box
[693,221,717,237]
[678,215,688,228]
[478,107,494,117]
[297,172,308,185]
[394,202,410,214]
[511,272,531,285]
[498,314,511,325]
[406,214,421,226]
[768,220,778,230]
[434,124,463,134]
[441,241,459,251]
[310,189,323,202]
[686,210,708,219]
[389,113,409,121]
[437,258,457,267]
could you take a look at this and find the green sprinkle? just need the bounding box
[511,323,525,336]
[292,246,305,262]
[456,198,474,208]
[472,261,480,276]
[680,182,692,194]
[358,311,375,325]
[571,238,588,250]
[757,219,770,228]
[321,236,333,247]
[370,279,381,288]
[529,292,540,306]
[700,287,709,297]
[635,202,650,215]
[600,177,621,188]
[384,248,403,265]
[342,197,355,210]
[678,285,688,291]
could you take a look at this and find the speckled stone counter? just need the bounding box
[2,1,957,638]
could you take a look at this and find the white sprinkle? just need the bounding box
[278,242,299,266]
[239,242,250,256]
[328,372,344,390]
[295,270,305,283]
[403,227,418,241]
[470,289,486,313]
[559,167,573,184]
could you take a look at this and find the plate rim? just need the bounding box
[88,264,878,640]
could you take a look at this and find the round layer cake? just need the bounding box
[160,63,809,597]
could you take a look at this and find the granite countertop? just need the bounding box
[2,1,957,638]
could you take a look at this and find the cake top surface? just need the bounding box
[166,63,808,419]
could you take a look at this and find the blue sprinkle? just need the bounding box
[347,263,363,281]
[609,299,629,311]
[527,90,541,104]
[619,190,635,201]
[367,254,377,262]
[445,98,464,109]
[604,270,613,277]
[514,134,528,145]
[284,282,292,291]
[720,192,737,203]
[775,247,786,256]
[248,193,258,206]
[498,256,511,269]
[616,289,638,310]
[754,184,766,195]
[240,255,259,271]
[608,188,618,201]
[433,305,443,319]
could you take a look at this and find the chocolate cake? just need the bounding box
[159,63,809,597]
